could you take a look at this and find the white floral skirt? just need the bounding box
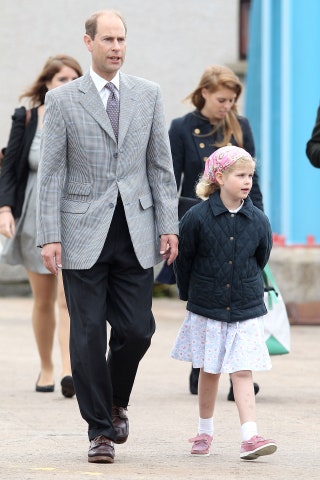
[171,311,272,374]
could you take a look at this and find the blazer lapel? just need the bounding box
[118,73,137,147]
[77,72,137,145]
[78,72,115,140]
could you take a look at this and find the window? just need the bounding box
[239,0,251,60]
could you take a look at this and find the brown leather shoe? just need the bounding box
[112,406,129,444]
[88,435,114,463]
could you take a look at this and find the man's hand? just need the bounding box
[41,242,62,275]
[159,234,178,265]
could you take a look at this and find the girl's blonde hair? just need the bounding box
[196,156,256,200]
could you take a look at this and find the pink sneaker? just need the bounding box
[189,433,213,456]
[240,435,277,460]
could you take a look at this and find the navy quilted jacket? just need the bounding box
[174,191,272,323]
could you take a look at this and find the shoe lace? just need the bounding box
[189,434,211,447]
[245,435,264,445]
[112,406,128,418]
[93,435,113,447]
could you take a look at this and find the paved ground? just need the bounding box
[0,295,319,480]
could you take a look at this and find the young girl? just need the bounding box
[171,145,277,460]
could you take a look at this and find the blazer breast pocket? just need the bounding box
[126,122,151,138]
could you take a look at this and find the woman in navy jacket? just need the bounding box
[168,65,263,396]
[170,65,263,208]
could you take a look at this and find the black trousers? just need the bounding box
[62,198,155,441]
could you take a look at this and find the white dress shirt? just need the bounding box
[90,67,120,109]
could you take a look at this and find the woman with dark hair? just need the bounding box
[0,55,83,397]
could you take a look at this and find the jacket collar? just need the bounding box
[208,190,254,219]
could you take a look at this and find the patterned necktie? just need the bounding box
[106,82,119,141]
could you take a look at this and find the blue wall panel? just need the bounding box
[288,1,320,243]
[245,0,320,244]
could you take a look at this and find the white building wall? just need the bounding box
[0,0,241,146]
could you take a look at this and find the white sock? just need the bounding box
[198,417,214,436]
[241,421,258,441]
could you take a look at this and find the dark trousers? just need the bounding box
[62,198,155,441]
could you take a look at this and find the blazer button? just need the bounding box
[113,152,118,159]
[109,203,114,209]
[199,142,205,148]
[194,128,200,134]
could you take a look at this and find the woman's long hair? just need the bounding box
[186,64,244,147]
[19,54,83,107]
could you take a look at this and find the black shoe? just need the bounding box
[227,382,260,402]
[35,375,54,393]
[61,375,75,398]
[112,406,129,444]
[88,435,114,463]
[189,367,200,395]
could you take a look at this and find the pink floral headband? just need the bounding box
[204,146,253,184]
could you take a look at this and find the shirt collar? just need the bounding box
[229,200,244,213]
[90,67,120,93]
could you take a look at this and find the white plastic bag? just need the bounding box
[263,265,291,355]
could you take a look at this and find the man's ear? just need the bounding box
[84,34,93,52]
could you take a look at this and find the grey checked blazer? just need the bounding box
[37,71,179,269]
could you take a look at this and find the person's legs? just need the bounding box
[228,375,260,401]
[189,366,200,394]
[198,370,220,419]
[231,370,277,460]
[230,370,256,424]
[27,270,57,388]
[190,367,260,401]
[103,198,155,408]
[189,369,220,456]
[62,198,155,442]
[63,264,115,441]
[106,261,155,408]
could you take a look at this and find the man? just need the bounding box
[37,10,179,464]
